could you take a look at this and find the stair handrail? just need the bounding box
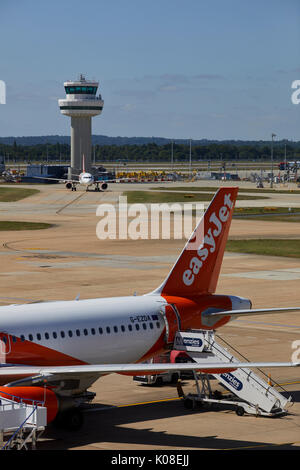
[0,389,45,450]
[1,404,39,450]
[214,333,290,395]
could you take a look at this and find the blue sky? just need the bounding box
[0,0,299,140]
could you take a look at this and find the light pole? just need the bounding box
[189,139,192,179]
[270,133,276,188]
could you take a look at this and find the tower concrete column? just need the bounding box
[71,116,92,173]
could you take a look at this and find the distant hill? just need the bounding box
[0,135,298,147]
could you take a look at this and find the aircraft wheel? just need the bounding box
[235,406,245,417]
[155,377,163,386]
[54,408,84,431]
[183,398,194,409]
[171,373,179,384]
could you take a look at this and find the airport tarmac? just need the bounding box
[0,181,300,450]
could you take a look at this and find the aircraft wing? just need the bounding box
[31,176,78,183]
[0,361,299,387]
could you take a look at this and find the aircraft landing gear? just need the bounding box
[53,408,84,431]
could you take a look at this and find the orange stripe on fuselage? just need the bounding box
[0,333,86,367]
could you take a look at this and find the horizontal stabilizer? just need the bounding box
[203,307,300,320]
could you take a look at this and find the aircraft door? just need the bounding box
[161,304,181,347]
[0,334,11,363]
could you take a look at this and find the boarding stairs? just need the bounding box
[173,330,293,417]
[0,391,47,450]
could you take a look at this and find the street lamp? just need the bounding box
[189,139,192,179]
[270,133,276,188]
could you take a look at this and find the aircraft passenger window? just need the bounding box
[52,332,57,339]
[20,335,25,342]
[128,325,132,332]
[106,327,110,334]
[156,322,160,328]
[98,327,103,334]
[68,330,73,338]
[45,333,49,340]
[83,329,88,336]
[142,323,147,330]
[149,323,153,329]
[113,326,118,333]
[135,324,140,331]
[37,333,41,341]
[121,325,125,332]
[91,328,95,335]
[12,336,17,342]
[29,334,33,341]
[60,331,65,338]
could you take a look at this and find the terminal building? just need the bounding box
[58,75,104,178]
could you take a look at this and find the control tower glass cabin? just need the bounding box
[58,75,104,177]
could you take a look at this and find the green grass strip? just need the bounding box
[0,187,39,202]
[152,186,300,194]
[124,191,268,204]
[226,239,300,258]
[233,207,300,222]
[0,221,53,231]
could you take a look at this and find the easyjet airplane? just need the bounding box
[34,155,110,192]
[64,155,109,192]
[0,187,299,429]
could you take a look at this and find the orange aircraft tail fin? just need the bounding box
[154,187,238,297]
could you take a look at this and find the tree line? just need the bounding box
[1,141,300,164]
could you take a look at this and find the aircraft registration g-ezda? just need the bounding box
[0,187,299,429]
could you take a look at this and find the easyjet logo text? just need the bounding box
[182,193,233,286]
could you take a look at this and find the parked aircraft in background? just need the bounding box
[64,169,108,192]
[34,155,110,191]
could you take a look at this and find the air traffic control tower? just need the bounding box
[58,75,104,177]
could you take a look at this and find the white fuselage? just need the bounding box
[0,295,167,365]
[79,172,94,186]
